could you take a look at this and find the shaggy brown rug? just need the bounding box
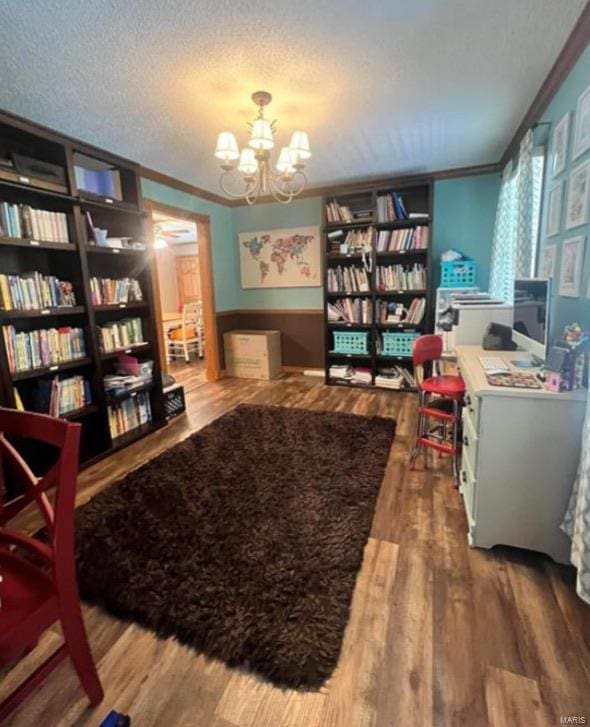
[75,404,395,688]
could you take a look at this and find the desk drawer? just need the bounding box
[460,452,476,528]
[461,406,479,475]
[463,383,480,430]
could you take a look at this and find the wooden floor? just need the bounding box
[3,375,590,726]
[168,357,207,393]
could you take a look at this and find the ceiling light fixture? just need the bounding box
[214,91,311,205]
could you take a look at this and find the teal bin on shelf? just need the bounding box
[332,330,369,355]
[440,259,476,288]
[381,331,420,357]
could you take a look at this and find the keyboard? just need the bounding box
[479,355,510,372]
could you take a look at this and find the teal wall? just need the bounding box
[432,174,501,290]
[539,43,590,335]
[231,196,323,309]
[142,174,502,313]
[140,178,239,311]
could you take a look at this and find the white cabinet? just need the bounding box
[456,345,586,564]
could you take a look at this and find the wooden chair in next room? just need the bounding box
[0,407,103,722]
[409,334,465,483]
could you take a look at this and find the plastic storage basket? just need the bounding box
[163,384,186,420]
[440,259,476,288]
[381,331,420,357]
[332,330,369,355]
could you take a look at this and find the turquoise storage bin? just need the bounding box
[332,330,369,355]
[381,331,420,357]
[440,259,476,288]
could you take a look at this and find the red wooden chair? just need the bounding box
[0,407,103,722]
[409,334,465,482]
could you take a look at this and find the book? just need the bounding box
[107,391,152,439]
[376,264,426,291]
[98,317,145,352]
[2,324,86,373]
[89,277,143,305]
[0,271,76,310]
[0,201,69,242]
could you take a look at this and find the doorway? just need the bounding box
[145,200,220,390]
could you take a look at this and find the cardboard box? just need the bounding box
[224,330,282,380]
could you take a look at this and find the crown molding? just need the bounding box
[500,1,590,166]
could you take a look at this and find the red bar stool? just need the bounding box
[409,334,465,482]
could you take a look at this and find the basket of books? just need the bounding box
[332,330,369,355]
[381,331,420,357]
[440,259,476,288]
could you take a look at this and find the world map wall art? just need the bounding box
[239,226,321,289]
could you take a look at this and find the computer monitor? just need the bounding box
[512,278,551,364]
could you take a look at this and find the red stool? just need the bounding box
[409,334,465,482]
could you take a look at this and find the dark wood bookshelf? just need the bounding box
[322,180,434,391]
[0,108,165,469]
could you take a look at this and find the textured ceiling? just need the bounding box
[0,0,586,197]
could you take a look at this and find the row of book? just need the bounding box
[376,192,408,222]
[0,202,70,243]
[15,375,92,417]
[2,325,86,373]
[328,365,372,385]
[327,297,372,324]
[325,200,372,224]
[328,227,374,255]
[108,392,152,440]
[327,265,370,293]
[376,226,428,252]
[98,317,144,353]
[375,366,417,390]
[376,297,425,325]
[89,277,143,306]
[376,264,426,291]
[0,272,76,311]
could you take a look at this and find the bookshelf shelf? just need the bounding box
[106,382,154,404]
[110,421,158,451]
[0,108,165,469]
[86,245,146,256]
[0,177,76,202]
[10,356,93,382]
[376,218,430,230]
[326,291,372,298]
[323,180,434,391]
[61,403,100,420]
[93,301,147,312]
[100,342,151,360]
[376,249,428,258]
[0,236,77,252]
[0,306,86,320]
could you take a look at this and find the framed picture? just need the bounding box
[565,159,590,229]
[238,226,321,288]
[572,83,590,160]
[546,183,562,236]
[558,236,585,297]
[539,244,557,279]
[551,112,570,177]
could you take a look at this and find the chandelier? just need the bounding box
[214,91,311,205]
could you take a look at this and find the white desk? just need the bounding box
[455,345,586,564]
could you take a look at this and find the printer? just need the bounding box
[437,291,513,354]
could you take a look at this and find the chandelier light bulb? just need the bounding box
[276,146,295,174]
[289,131,312,161]
[214,132,240,162]
[238,148,258,176]
[249,118,274,151]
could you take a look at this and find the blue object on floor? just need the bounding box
[100,711,131,727]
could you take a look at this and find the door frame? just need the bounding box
[144,199,221,381]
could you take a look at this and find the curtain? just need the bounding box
[489,130,539,302]
[562,391,590,604]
